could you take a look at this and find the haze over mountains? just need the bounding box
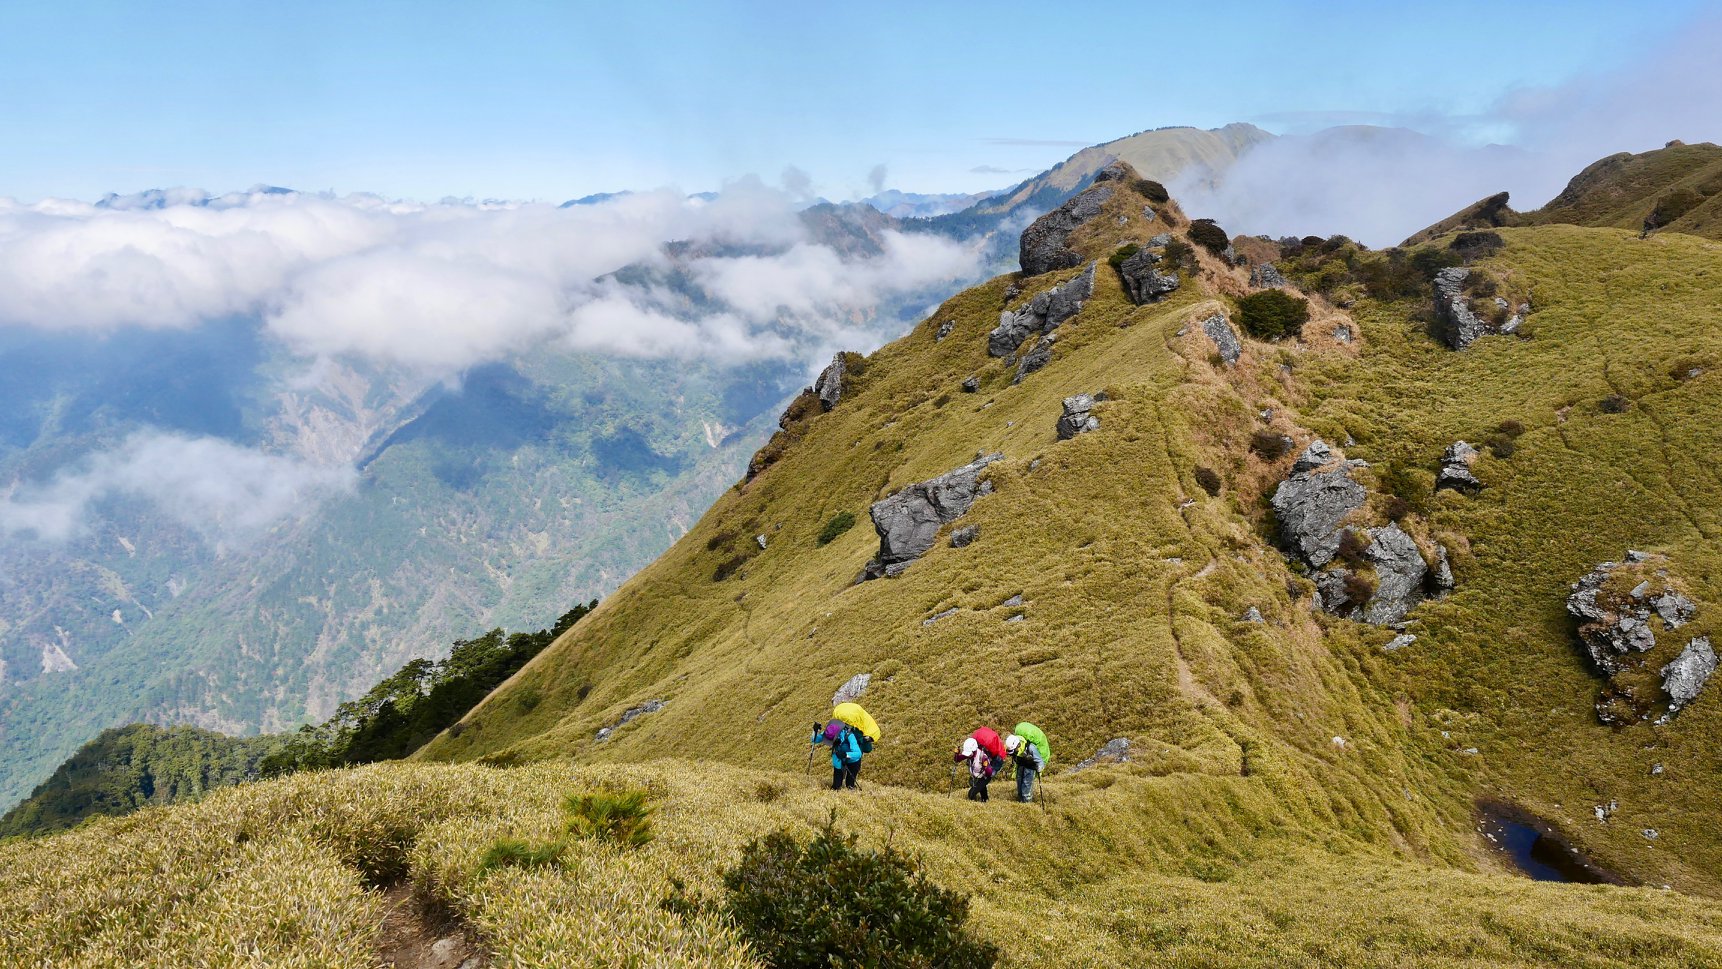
[0,117,1714,811]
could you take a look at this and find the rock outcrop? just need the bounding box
[1293,440,1333,474]
[1117,248,1180,304]
[596,699,665,741]
[831,673,871,706]
[949,525,979,548]
[1020,186,1114,276]
[1249,262,1287,288]
[1433,268,1489,350]
[1359,523,1429,625]
[1014,334,1057,383]
[1056,394,1100,439]
[1662,638,1716,718]
[1568,553,1713,723]
[814,353,847,411]
[1436,441,1483,493]
[1201,314,1242,365]
[1069,738,1132,772]
[861,453,1002,580]
[961,376,979,393]
[1271,445,1367,567]
[988,263,1097,357]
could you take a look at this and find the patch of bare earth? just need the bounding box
[377,883,487,969]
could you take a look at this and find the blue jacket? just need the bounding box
[814,725,863,769]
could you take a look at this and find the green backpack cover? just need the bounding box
[1014,722,1050,764]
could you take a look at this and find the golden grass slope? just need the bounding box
[6,759,1722,968]
[422,169,1722,903]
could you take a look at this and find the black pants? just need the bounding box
[967,774,991,801]
[832,761,860,790]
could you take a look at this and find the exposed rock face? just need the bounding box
[1250,262,1288,288]
[1662,637,1716,717]
[949,525,979,548]
[1432,545,1456,594]
[936,319,954,341]
[1020,185,1114,276]
[961,376,979,393]
[1069,738,1131,773]
[1436,441,1483,493]
[1568,553,1712,723]
[1201,314,1242,365]
[1014,334,1057,383]
[1433,267,1490,350]
[1293,439,1333,474]
[1146,233,1172,247]
[861,453,1002,580]
[1118,248,1180,304]
[1385,633,1417,651]
[1092,161,1131,183]
[1360,523,1429,625]
[1333,324,1353,344]
[1056,394,1100,439]
[1271,458,1367,568]
[1314,569,1356,613]
[596,699,665,741]
[814,353,847,411]
[832,673,871,706]
[988,263,1097,357]
[1241,607,1264,623]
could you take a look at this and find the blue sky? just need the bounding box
[0,0,1713,201]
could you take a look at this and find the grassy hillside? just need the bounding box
[6,162,1722,965]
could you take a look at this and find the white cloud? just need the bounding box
[0,177,976,372]
[0,432,355,546]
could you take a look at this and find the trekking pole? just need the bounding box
[1036,773,1053,810]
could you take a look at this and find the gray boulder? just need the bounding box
[1360,523,1429,625]
[935,319,954,341]
[1056,394,1100,439]
[1020,185,1114,276]
[1661,637,1716,717]
[1147,233,1172,247]
[950,525,979,548]
[1014,333,1057,383]
[1118,248,1181,304]
[961,375,979,393]
[1433,267,1490,350]
[1333,324,1353,344]
[1069,738,1132,773]
[1385,633,1418,651]
[861,453,1003,579]
[1241,606,1264,623]
[1201,314,1242,365]
[1271,461,1367,567]
[1092,161,1130,183]
[596,699,666,741]
[988,263,1097,357]
[832,673,872,706]
[1432,545,1456,594]
[1652,590,1697,628]
[1568,560,1661,673]
[1293,439,1333,474]
[814,353,847,411]
[1250,262,1288,288]
[1314,569,1357,613]
[1436,441,1483,493]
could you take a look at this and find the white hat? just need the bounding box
[1005,734,1023,753]
[960,737,979,757]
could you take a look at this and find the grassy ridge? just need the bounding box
[5,759,1721,968]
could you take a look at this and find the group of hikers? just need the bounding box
[809,701,1052,804]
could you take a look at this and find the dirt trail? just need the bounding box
[377,883,487,969]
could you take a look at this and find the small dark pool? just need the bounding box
[1477,807,1608,884]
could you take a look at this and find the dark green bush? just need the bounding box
[1410,247,1463,280]
[1336,529,1372,565]
[1162,238,1195,270]
[1341,572,1377,608]
[565,788,655,848]
[1600,394,1630,414]
[817,511,857,546]
[1187,219,1231,255]
[1133,178,1170,203]
[1194,466,1222,497]
[713,554,750,581]
[1646,187,1703,229]
[1236,290,1310,340]
[721,814,998,969]
[1450,230,1504,261]
[1249,430,1291,461]
[1383,496,1412,523]
[1107,242,1140,269]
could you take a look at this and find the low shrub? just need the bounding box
[565,789,655,848]
[1108,243,1140,269]
[478,837,566,873]
[712,554,750,582]
[817,511,857,546]
[1162,238,1196,270]
[1249,431,1291,461]
[1336,529,1372,565]
[1133,178,1170,203]
[1496,419,1526,438]
[1450,230,1504,261]
[1600,394,1631,414]
[1383,496,1412,523]
[1194,466,1222,497]
[721,813,998,969]
[1188,219,1231,255]
[1236,290,1310,340]
[1341,572,1377,608]
[706,531,735,551]
[1646,187,1704,230]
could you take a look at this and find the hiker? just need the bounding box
[1005,729,1047,803]
[955,727,1008,802]
[813,719,864,790]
